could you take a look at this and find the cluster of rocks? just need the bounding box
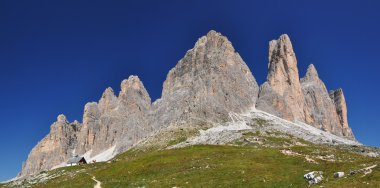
[338,144,380,157]
[349,164,377,176]
[20,30,356,177]
[304,171,346,185]
[304,171,324,185]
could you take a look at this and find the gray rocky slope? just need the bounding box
[19,31,355,177]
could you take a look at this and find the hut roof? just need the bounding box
[67,156,86,164]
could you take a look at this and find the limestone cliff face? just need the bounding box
[257,35,355,140]
[20,115,80,177]
[76,76,153,156]
[21,76,153,177]
[152,30,259,127]
[330,89,354,138]
[20,31,356,177]
[301,64,343,135]
[257,34,310,122]
[21,30,260,177]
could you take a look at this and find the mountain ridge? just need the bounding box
[18,30,357,178]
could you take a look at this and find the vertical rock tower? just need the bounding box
[330,89,354,137]
[257,34,310,122]
[257,34,355,139]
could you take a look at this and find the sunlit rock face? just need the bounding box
[76,76,153,156]
[20,31,355,177]
[21,30,260,177]
[152,30,260,128]
[257,34,309,122]
[20,115,81,177]
[257,35,355,140]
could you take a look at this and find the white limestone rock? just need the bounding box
[152,30,260,128]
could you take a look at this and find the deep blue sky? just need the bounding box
[1,0,379,181]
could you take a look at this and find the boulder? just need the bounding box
[334,172,345,178]
[304,171,324,185]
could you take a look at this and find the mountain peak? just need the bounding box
[99,87,118,113]
[121,75,143,92]
[206,29,218,36]
[267,34,299,89]
[18,32,357,179]
[303,64,320,81]
[57,114,68,123]
[119,75,151,105]
[259,34,307,122]
[192,30,235,53]
[269,34,293,59]
[102,87,115,98]
[158,30,259,128]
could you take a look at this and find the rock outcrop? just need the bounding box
[257,34,310,122]
[301,64,343,135]
[152,30,259,127]
[257,35,355,139]
[329,89,354,138]
[20,115,81,177]
[76,75,153,156]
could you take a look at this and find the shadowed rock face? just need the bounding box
[301,64,344,136]
[330,89,354,138]
[20,115,81,177]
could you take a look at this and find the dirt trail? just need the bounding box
[92,176,101,188]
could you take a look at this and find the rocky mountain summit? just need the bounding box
[19,30,357,178]
[76,75,153,156]
[257,34,354,139]
[152,30,259,128]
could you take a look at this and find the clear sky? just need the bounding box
[1,0,379,181]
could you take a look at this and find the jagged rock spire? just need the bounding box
[304,64,319,80]
[98,87,118,114]
[76,75,152,156]
[258,36,355,140]
[101,87,116,99]
[301,64,342,135]
[267,34,299,93]
[119,75,151,104]
[56,114,68,123]
[301,64,327,91]
[257,34,310,122]
[330,89,354,138]
[121,76,143,93]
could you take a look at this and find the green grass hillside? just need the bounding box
[2,127,379,188]
[3,144,378,188]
